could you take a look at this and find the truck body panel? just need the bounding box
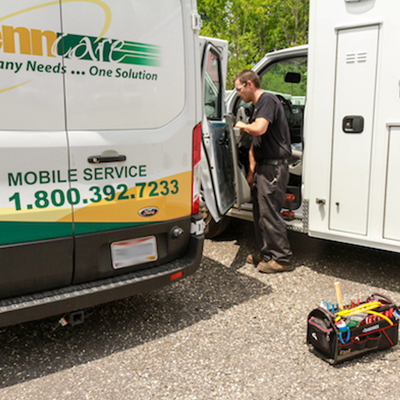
[305,0,400,252]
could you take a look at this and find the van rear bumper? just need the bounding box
[0,232,204,328]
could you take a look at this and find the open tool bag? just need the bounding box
[307,293,399,364]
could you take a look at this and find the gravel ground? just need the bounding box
[1,218,400,399]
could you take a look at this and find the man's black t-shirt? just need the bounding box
[249,92,291,162]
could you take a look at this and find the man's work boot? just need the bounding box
[257,259,294,273]
[246,253,262,265]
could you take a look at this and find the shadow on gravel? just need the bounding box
[1,218,399,388]
[0,252,272,389]
[213,219,400,369]
[287,230,400,294]
[215,218,400,294]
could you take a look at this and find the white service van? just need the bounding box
[223,0,400,254]
[0,0,234,327]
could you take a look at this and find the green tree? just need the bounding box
[277,0,309,46]
[198,0,309,88]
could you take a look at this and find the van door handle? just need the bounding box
[88,155,127,164]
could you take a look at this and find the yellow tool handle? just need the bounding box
[335,282,344,311]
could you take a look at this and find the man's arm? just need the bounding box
[235,117,269,136]
[247,144,256,189]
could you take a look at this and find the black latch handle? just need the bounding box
[88,155,127,164]
[343,116,364,134]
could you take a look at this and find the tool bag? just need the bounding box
[307,293,399,364]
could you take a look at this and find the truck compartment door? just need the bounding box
[329,25,379,235]
[383,126,400,241]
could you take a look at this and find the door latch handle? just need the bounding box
[343,116,364,133]
[88,155,127,164]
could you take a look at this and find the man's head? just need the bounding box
[234,70,262,103]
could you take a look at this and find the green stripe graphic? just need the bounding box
[58,34,161,67]
[0,221,154,245]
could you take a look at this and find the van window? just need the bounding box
[204,49,222,120]
[260,57,307,99]
[260,56,307,144]
[233,56,307,145]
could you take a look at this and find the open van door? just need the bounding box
[200,42,236,223]
[200,39,251,236]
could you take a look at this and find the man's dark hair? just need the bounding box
[235,70,261,89]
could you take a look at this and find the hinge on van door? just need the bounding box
[192,12,203,31]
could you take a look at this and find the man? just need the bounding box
[234,70,293,273]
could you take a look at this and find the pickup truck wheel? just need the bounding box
[200,196,230,239]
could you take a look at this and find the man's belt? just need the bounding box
[258,159,289,166]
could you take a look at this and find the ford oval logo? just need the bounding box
[139,207,159,217]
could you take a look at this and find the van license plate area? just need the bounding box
[111,236,158,269]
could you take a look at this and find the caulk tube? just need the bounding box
[346,313,367,328]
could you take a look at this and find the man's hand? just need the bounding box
[235,121,247,133]
[247,170,255,190]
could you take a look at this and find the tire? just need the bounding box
[200,195,230,239]
[204,215,230,239]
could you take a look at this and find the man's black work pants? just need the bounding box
[253,163,292,265]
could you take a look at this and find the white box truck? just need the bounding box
[224,0,400,254]
[0,1,238,327]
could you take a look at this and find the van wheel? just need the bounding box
[200,196,230,239]
[205,214,230,239]
[200,207,230,239]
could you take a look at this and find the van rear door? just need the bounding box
[60,0,195,283]
[0,1,73,298]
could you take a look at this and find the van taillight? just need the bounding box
[192,122,202,215]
